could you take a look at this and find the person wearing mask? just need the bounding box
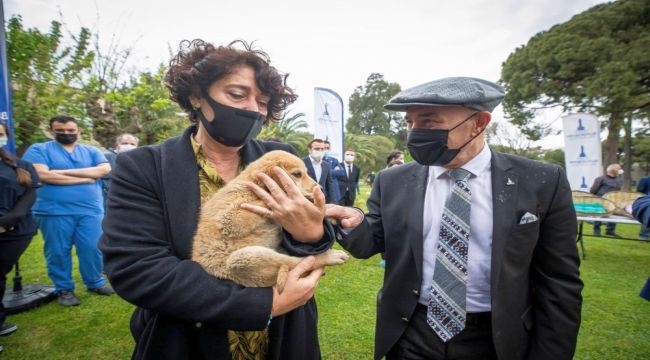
[335,149,360,206]
[303,138,336,203]
[99,39,336,359]
[326,77,582,360]
[22,115,113,307]
[0,123,41,353]
[589,163,623,237]
[323,140,342,203]
[102,133,139,210]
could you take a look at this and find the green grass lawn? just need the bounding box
[2,184,649,359]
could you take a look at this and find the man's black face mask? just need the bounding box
[407,111,480,166]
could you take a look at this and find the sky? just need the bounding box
[5,0,609,149]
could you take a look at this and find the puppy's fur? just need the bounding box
[192,150,349,291]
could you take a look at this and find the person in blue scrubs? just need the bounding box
[22,115,113,306]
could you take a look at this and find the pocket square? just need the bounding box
[519,212,538,224]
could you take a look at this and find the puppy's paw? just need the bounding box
[325,249,349,265]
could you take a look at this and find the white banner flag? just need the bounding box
[314,87,344,162]
[562,113,602,191]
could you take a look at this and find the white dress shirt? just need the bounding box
[419,145,493,312]
[310,157,322,182]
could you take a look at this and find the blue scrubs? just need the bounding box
[23,141,108,292]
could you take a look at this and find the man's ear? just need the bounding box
[474,111,491,135]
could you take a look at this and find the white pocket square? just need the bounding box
[519,212,538,224]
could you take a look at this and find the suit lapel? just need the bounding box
[490,151,518,287]
[160,127,201,259]
[304,159,316,182]
[407,164,429,281]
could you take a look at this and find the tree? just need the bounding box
[258,110,313,154]
[93,66,185,147]
[485,120,537,157]
[342,133,395,175]
[6,15,94,154]
[501,0,650,171]
[346,73,403,146]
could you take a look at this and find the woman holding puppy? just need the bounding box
[100,39,335,360]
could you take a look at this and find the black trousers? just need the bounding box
[386,304,497,360]
[0,237,33,325]
[338,190,355,207]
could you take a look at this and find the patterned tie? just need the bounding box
[347,165,352,179]
[428,168,471,342]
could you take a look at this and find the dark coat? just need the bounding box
[333,163,360,205]
[303,157,336,203]
[100,126,335,360]
[633,194,650,227]
[337,150,583,360]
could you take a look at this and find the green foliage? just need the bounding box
[541,148,566,167]
[500,0,650,168]
[94,66,185,147]
[3,190,650,359]
[6,15,95,153]
[346,73,403,145]
[342,133,396,175]
[258,111,314,154]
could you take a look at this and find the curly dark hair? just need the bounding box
[164,39,298,124]
[0,123,31,187]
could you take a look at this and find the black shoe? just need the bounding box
[593,230,601,236]
[88,284,114,296]
[57,291,81,306]
[605,232,620,238]
[0,323,17,336]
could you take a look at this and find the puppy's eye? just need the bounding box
[292,171,302,178]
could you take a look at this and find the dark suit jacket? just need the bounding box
[637,176,650,195]
[303,157,335,203]
[337,150,583,360]
[334,163,360,203]
[633,194,650,226]
[100,126,335,360]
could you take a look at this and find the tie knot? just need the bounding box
[449,168,471,181]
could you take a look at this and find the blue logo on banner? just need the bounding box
[579,145,587,158]
[577,118,585,131]
[319,103,332,122]
[580,176,588,189]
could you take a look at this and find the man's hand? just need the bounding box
[325,204,364,229]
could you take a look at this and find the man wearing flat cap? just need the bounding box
[328,77,583,360]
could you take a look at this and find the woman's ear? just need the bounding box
[189,96,201,109]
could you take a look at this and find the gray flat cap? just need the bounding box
[384,76,505,112]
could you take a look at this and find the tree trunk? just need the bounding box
[603,112,621,175]
[621,117,633,191]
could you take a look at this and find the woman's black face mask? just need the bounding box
[406,111,480,166]
[196,95,266,147]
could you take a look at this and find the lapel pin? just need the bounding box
[506,178,515,185]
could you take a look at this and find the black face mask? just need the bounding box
[197,95,265,147]
[407,111,480,166]
[55,133,78,145]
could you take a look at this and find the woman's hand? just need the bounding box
[241,166,326,242]
[270,256,323,317]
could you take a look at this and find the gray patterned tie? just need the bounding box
[427,168,471,342]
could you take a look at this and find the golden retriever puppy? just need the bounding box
[192,150,349,291]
